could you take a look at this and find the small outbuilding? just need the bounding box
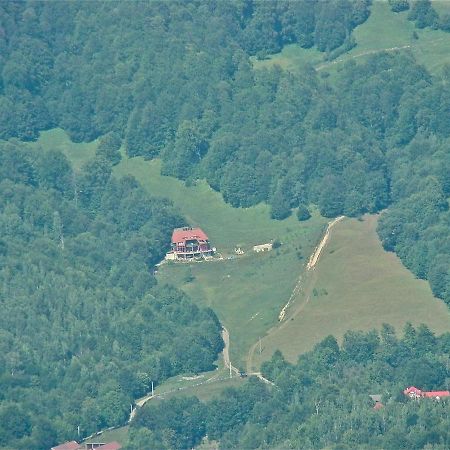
[253,243,273,253]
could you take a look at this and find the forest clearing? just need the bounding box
[252,1,450,75]
[30,128,450,375]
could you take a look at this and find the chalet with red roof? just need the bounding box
[52,440,122,450]
[404,386,450,400]
[166,227,214,260]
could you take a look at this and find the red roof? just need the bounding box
[97,442,122,450]
[404,386,450,399]
[172,227,209,244]
[424,391,450,398]
[373,401,384,410]
[51,442,81,450]
[404,386,422,396]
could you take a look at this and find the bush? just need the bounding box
[272,239,281,249]
[96,131,122,166]
[297,205,311,221]
[389,0,410,13]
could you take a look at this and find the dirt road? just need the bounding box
[307,216,344,270]
[246,216,345,373]
[222,326,240,376]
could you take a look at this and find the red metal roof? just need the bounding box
[404,386,450,398]
[404,386,422,395]
[51,442,81,450]
[424,391,450,398]
[97,443,122,450]
[172,227,209,244]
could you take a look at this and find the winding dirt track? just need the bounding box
[222,326,240,376]
[246,216,344,373]
[130,216,344,422]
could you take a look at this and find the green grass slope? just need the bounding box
[116,157,328,368]
[115,157,325,254]
[30,130,450,372]
[253,1,450,76]
[30,129,328,369]
[34,128,100,170]
[254,215,450,366]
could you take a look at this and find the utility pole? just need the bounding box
[229,362,232,379]
[151,381,154,397]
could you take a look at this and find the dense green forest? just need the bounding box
[0,141,223,449]
[1,0,450,448]
[1,0,449,307]
[128,324,450,449]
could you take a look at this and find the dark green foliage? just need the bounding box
[96,132,122,166]
[0,0,370,145]
[240,0,370,55]
[389,0,410,13]
[37,149,74,196]
[408,0,438,28]
[297,205,311,221]
[1,3,450,444]
[133,325,450,449]
[377,133,450,305]
[131,397,207,450]
[270,187,291,220]
[438,13,450,32]
[0,142,223,448]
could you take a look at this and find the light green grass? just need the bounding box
[151,367,229,396]
[432,0,450,16]
[340,1,450,75]
[157,226,324,368]
[32,128,100,170]
[253,1,450,76]
[251,44,324,72]
[115,157,326,254]
[84,426,129,445]
[255,215,450,365]
[31,129,327,369]
[155,376,244,403]
[114,154,328,368]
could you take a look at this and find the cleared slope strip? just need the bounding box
[252,215,450,366]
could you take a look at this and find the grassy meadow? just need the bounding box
[31,130,450,372]
[253,215,450,366]
[30,129,328,369]
[84,426,129,446]
[33,128,100,170]
[253,1,450,76]
[118,158,328,367]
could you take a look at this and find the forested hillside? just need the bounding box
[1,1,450,447]
[1,0,449,308]
[128,324,450,449]
[0,142,223,449]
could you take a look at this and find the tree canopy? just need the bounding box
[0,142,223,449]
[129,324,450,450]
